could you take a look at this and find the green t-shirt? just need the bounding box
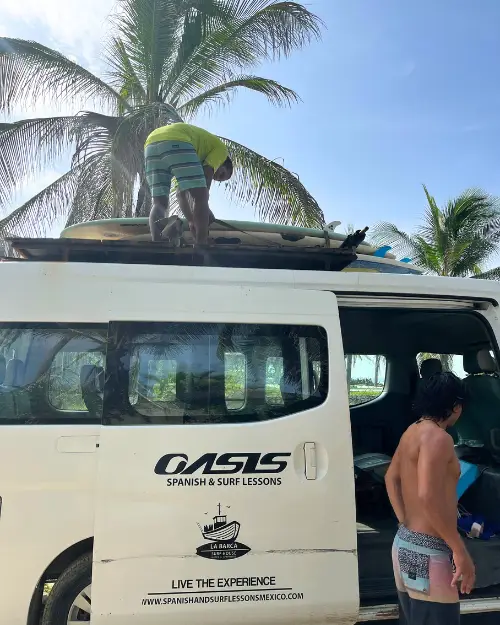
[145,123,228,171]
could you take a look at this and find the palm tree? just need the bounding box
[345,353,366,388]
[374,354,382,386]
[371,185,500,279]
[0,0,325,238]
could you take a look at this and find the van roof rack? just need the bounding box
[4,237,357,272]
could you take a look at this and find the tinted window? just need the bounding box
[49,349,105,411]
[104,322,328,425]
[0,324,106,424]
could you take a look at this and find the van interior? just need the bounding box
[340,306,500,605]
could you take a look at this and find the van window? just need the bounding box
[224,352,246,410]
[418,353,466,378]
[129,358,177,405]
[105,321,328,425]
[265,356,284,405]
[49,350,105,411]
[345,354,386,406]
[0,324,107,424]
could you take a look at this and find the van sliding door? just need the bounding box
[91,286,358,625]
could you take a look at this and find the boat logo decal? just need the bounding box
[196,503,251,561]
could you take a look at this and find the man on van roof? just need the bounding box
[385,372,474,625]
[144,122,233,245]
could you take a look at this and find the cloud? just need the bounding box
[0,0,115,65]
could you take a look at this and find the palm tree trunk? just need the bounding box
[374,355,380,386]
[345,354,353,388]
[135,179,147,217]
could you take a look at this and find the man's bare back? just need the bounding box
[397,420,460,538]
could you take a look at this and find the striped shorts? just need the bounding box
[144,140,207,197]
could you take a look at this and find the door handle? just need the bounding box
[56,436,99,453]
[304,442,317,480]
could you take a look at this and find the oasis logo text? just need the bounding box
[154,453,291,476]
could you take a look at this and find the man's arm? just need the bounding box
[203,166,214,190]
[202,166,216,222]
[417,432,463,551]
[385,445,406,524]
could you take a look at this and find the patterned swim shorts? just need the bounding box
[392,525,459,624]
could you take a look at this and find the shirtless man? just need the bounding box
[385,371,475,624]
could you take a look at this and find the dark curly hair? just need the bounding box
[413,371,468,421]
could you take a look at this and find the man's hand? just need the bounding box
[452,547,475,594]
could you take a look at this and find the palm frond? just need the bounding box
[450,236,497,277]
[0,168,81,238]
[74,103,181,221]
[163,0,234,93]
[220,136,323,227]
[0,38,126,114]
[112,0,182,102]
[376,185,500,277]
[167,1,323,104]
[66,153,115,226]
[471,266,500,281]
[370,222,419,261]
[71,112,118,166]
[104,37,147,109]
[443,188,500,238]
[418,184,447,260]
[412,235,442,275]
[178,74,299,117]
[221,0,324,57]
[0,116,80,209]
[483,216,500,241]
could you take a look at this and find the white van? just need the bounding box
[1,226,500,625]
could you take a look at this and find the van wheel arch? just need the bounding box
[28,537,94,625]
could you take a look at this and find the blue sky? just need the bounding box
[2,0,500,238]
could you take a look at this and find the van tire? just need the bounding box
[42,552,92,624]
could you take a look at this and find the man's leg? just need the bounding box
[176,190,196,240]
[408,598,459,625]
[406,552,460,624]
[144,142,172,241]
[149,197,168,242]
[188,187,210,245]
[392,537,411,624]
[168,143,210,245]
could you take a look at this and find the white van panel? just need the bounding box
[91,286,358,625]
[0,425,98,625]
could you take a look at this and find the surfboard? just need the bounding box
[59,218,423,275]
[61,218,391,254]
